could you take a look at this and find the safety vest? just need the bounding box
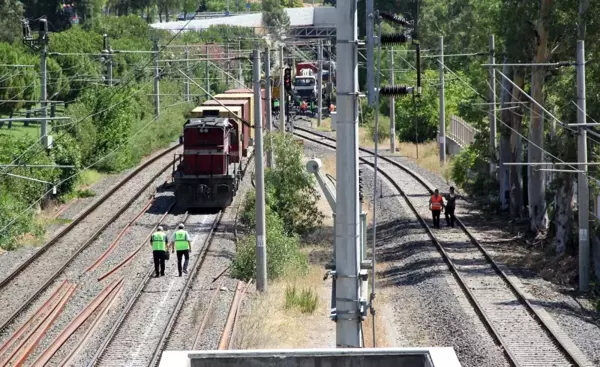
[174,230,190,251]
[151,231,167,251]
[431,195,443,210]
[274,100,280,107]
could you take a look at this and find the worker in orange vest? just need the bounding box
[429,189,444,229]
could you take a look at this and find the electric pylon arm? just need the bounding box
[306,158,336,212]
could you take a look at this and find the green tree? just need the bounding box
[262,0,290,38]
[0,0,24,44]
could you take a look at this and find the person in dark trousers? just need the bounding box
[151,226,167,277]
[445,186,457,227]
[169,223,191,277]
[429,189,444,229]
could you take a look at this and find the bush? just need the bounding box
[284,285,318,314]
[264,133,324,236]
[232,195,308,281]
[365,115,391,143]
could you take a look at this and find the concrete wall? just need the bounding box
[446,136,463,156]
[160,348,462,367]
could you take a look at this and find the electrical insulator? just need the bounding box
[379,86,414,96]
[380,33,410,45]
[359,170,364,203]
[380,12,412,27]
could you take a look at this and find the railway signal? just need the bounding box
[284,67,292,91]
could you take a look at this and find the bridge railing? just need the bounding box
[448,115,478,147]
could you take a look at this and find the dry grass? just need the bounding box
[236,265,336,349]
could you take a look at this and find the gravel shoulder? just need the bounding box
[295,120,600,365]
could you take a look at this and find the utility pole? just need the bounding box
[317,40,323,127]
[280,44,286,132]
[184,47,190,101]
[389,48,395,153]
[153,38,160,118]
[264,48,274,168]
[489,35,497,177]
[438,36,446,165]
[335,0,362,347]
[226,43,231,89]
[576,40,589,291]
[253,49,267,292]
[205,43,210,99]
[102,34,113,86]
[365,0,375,106]
[328,41,333,107]
[40,19,49,148]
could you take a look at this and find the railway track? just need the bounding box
[0,144,180,343]
[86,211,222,367]
[292,126,593,367]
[86,151,256,366]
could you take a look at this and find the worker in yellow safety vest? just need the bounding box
[151,226,167,277]
[428,189,444,229]
[169,223,191,277]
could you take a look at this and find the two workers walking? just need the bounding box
[428,187,457,229]
[150,223,191,278]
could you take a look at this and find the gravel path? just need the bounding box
[300,137,508,366]
[294,120,600,365]
[0,143,179,287]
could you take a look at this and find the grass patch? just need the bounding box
[0,122,41,139]
[284,285,319,314]
[75,188,96,198]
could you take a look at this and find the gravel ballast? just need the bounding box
[295,121,600,365]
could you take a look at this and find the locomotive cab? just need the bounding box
[173,116,239,209]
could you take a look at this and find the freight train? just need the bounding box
[171,89,266,209]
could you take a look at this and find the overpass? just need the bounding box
[151,7,336,39]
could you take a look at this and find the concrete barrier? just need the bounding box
[159,348,462,367]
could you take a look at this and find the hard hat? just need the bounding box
[157,226,164,231]
[178,223,185,229]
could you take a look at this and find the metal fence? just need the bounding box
[448,115,478,147]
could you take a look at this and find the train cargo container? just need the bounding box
[202,99,250,157]
[223,89,267,130]
[213,92,264,142]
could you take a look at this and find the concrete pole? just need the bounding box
[40,29,48,147]
[576,40,589,291]
[153,38,160,118]
[317,40,323,127]
[328,41,333,105]
[184,47,190,101]
[438,36,446,165]
[365,0,375,106]
[389,48,395,153]
[264,48,274,168]
[205,43,210,99]
[226,43,231,89]
[335,0,362,347]
[489,35,497,177]
[103,34,113,87]
[280,45,286,131]
[253,49,267,293]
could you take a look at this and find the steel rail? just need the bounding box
[0,143,181,292]
[292,126,588,367]
[0,145,181,333]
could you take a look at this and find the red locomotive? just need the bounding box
[172,89,265,209]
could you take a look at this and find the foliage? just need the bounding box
[264,133,324,235]
[284,285,318,314]
[233,193,308,281]
[262,0,290,37]
[0,0,24,44]
[0,43,39,116]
